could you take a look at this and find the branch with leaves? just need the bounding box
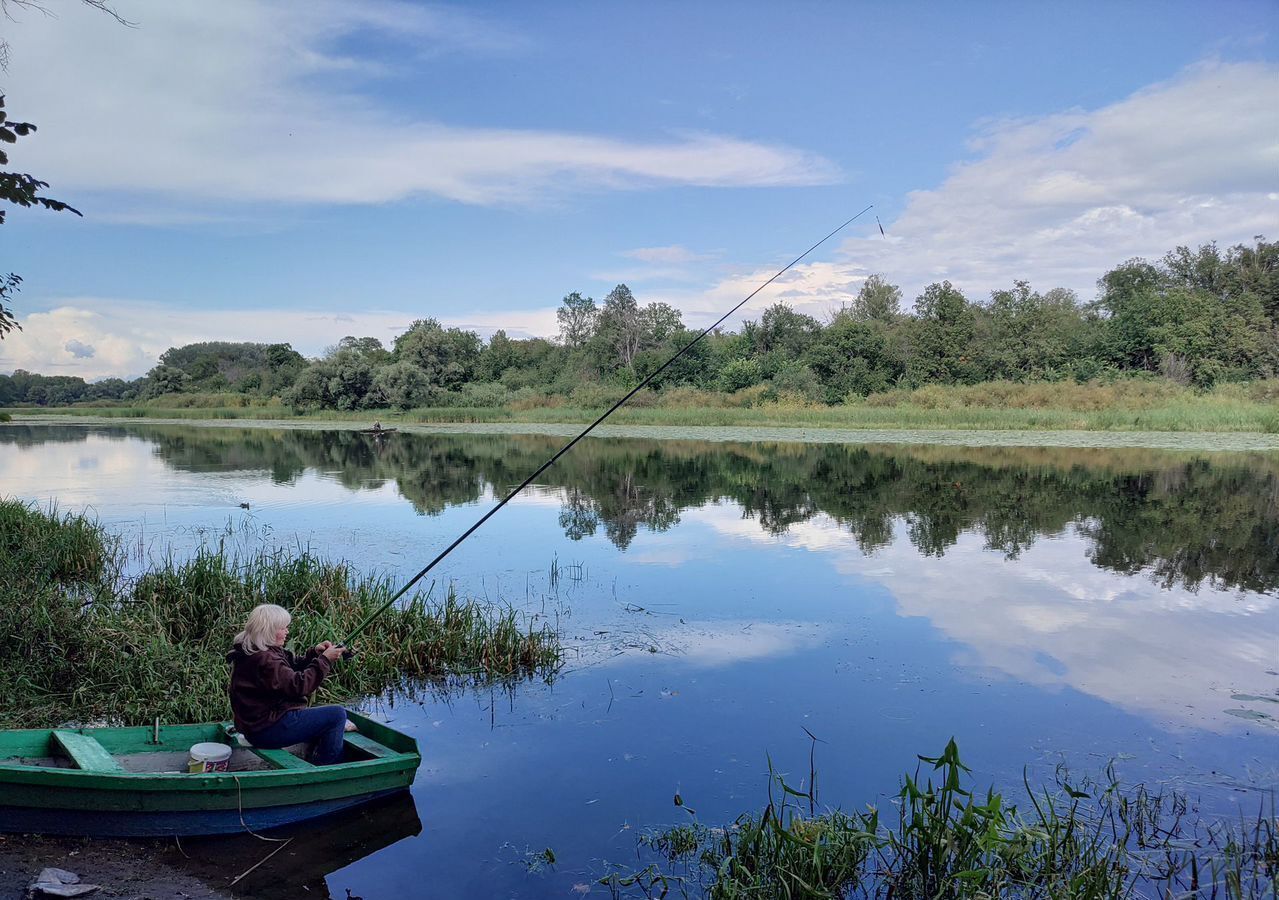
[0,94,83,338]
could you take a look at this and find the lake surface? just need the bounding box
[2,422,1277,898]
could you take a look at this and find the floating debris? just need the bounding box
[28,868,99,898]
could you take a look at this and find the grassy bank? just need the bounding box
[0,500,561,727]
[604,740,1276,899]
[7,378,1279,432]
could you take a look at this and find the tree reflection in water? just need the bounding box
[4,424,1277,593]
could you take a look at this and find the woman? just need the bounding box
[227,603,350,765]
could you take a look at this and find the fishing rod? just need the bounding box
[340,205,874,648]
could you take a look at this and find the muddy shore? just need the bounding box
[0,834,232,900]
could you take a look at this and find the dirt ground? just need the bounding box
[0,795,417,899]
[0,834,233,900]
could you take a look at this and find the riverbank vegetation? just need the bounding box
[0,500,561,728]
[8,376,1279,432]
[603,740,1277,899]
[3,239,1277,421]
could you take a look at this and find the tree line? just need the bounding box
[2,238,1276,410]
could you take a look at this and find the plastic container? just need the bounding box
[188,742,232,774]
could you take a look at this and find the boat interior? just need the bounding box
[0,721,395,774]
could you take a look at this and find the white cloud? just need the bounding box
[657,61,1279,322]
[622,246,712,265]
[686,503,1278,731]
[2,1,838,209]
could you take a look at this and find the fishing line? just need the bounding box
[341,205,874,646]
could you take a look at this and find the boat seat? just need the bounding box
[344,733,394,759]
[216,724,314,770]
[52,731,123,773]
[252,748,314,770]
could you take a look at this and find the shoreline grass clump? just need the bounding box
[603,740,1277,899]
[0,499,561,728]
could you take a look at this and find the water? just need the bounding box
[2,422,1277,897]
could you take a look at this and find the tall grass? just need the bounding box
[8,378,1279,432]
[0,500,561,727]
[603,740,1277,899]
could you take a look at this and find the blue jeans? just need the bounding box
[248,706,347,766]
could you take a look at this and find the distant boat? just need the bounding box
[359,427,397,435]
[0,710,420,836]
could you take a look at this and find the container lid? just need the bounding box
[189,742,233,761]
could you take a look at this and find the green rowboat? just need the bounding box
[0,710,420,837]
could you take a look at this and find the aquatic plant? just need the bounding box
[602,739,1277,899]
[0,499,561,727]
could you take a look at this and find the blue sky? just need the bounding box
[1,0,1276,379]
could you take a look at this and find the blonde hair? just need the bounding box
[234,604,291,653]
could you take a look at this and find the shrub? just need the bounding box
[718,358,764,392]
[569,382,628,409]
[457,382,510,408]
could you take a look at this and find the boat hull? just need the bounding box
[0,787,408,837]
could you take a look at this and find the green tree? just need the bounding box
[907,281,977,385]
[594,284,643,373]
[556,292,597,348]
[753,303,821,358]
[981,282,1087,381]
[392,318,481,390]
[1097,247,1275,385]
[635,326,713,388]
[850,274,902,322]
[370,361,433,410]
[262,343,306,395]
[142,366,190,399]
[478,329,515,382]
[332,336,391,364]
[1225,237,1279,324]
[639,302,684,346]
[807,313,901,401]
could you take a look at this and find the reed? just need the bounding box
[0,500,561,727]
[12,377,1279,432]
[603,740,1277,899]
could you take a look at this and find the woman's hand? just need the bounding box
[314,640,334,653]
[321,644,346,663]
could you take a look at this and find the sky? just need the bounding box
[1,0,1276,380]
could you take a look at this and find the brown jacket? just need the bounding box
[226,644,332,735]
